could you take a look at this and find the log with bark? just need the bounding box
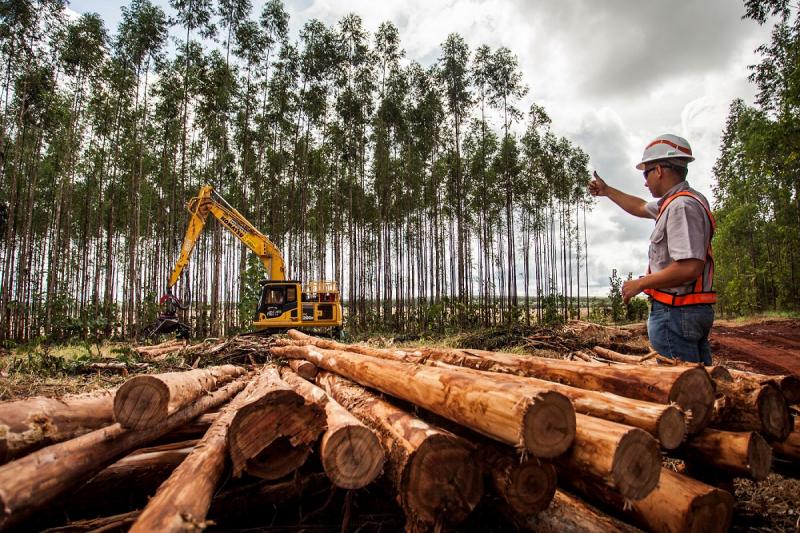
[727,368,800,405]
[683,428,772,481]
[153,412,219,444]
[130,368,286,532]
[476,444,556,517]
[0,389,115,464]
[270,344,576,458]
[0,375,250,531]
[286,337,687,451]
[434,347,714,434]
[286,330,714,434]
[526,489,641,533]
[41,510,141,533]
[771,417,799,461]
[113,364,246,429]
[207,472,331,525]
[316,371,483,530]
[63,440,197,517]
[288,358,318,379]
[712,379,793,441]
[565,466,734,533]
[280,368,384,489]
[556,414,661,501]
[227,366,326,480]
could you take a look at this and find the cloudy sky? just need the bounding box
[70,0,772,295]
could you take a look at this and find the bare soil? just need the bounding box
[711,319,800,376]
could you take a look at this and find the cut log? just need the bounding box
[316,371,483,529]
[65,440,197,516]
[527,489,641,533]
[132,368,287,532]
[771,417,799,461]
[208,472,331,524]
[304,338,687,450]
[154,412,219,444]
[41,510,141,533]
[280,368,384,489]
[685,429,772,481]
[566,467,734,533]
[727,369,800,405]
[445,347,714,434]
[286,330,713,434]
[0,375,249,531]
[556,414,661,500]
[227,366,326,480]
[712,379,793,440]
[113,364,246,429]
[0,389,114,464]
[476,444,556,516]
[288,358,318,379]
[271,344,575,458]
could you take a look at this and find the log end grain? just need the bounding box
[321,424,384,489]
[403,434,483,526]
[288,359,318,380]
[501,460,557,516]
[113,377,170,429]
[612,427,661,500]
[522,391,576,458]
[245,437,313,480]
[778,375,800,405]
[680,485,735,533]
[657,405,688,450]
[757,383,793,441]
[228,389,326,479]
[669,368,715,434]
[747,431,773,481]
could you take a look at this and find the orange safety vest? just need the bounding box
[643,191,716,306]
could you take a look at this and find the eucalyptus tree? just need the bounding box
[373,20,403,323]
[335,13,375,322]
[115,0,167,332]
[169,0,216,190]
[470,44,494,318]
[45,13,107,333]
[437,33,472,312]
[486,47,526,314]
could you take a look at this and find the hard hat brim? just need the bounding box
[635,154,695,170]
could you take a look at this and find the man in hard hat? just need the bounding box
[589,134,715,365]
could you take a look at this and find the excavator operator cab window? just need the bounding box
[264,287,285,305]
[262,284,297,306]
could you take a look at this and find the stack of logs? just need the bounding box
[0,331,796,533]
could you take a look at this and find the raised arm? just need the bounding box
[589,171,654,219]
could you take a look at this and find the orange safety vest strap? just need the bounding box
[643,191,716,306]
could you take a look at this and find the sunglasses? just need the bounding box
[643,166,659,179]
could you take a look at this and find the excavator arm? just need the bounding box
[167,185,286,289]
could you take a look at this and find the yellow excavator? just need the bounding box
[148,185,342,337]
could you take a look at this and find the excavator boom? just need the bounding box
[168,185,285,288]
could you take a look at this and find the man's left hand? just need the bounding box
[622,278,644,305]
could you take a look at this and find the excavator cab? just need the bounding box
[253,280,342,329]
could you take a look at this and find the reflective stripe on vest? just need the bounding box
[643,191,716,306]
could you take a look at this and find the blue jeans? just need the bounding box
[647,301,714,365]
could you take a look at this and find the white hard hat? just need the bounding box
[636,134,695,170]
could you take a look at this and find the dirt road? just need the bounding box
[711,319,800,376]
